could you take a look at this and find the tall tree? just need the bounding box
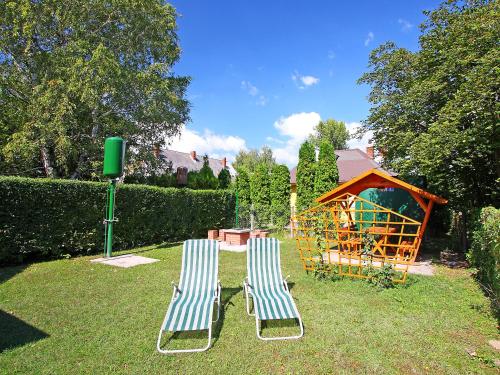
[233,146,275,173]
[358,0,499,248]
[270,164,291,229]
[235,168,251,207]
[217,168,231,189]
[250,163,271,225]
[296,141,316,212]
[187,155,218,189]
[0,0,190,179]
[314,141,339,197]
[309,119,350,150]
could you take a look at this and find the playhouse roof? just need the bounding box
[316,168,448,206]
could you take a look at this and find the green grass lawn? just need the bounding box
[1,238,498,374]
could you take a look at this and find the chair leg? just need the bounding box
[157,299,218,354]
[157,325,213,354]
[213,286,221,322]
[254,314,304,341]
[244,284,255,316]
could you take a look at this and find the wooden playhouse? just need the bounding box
[292,169,447,283]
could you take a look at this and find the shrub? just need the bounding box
[186,156,218,189]
[314,141,338,197]
[0,176,235,265]
[235,168,251,227]
[468,206,500,312]
[250,163,271,226]
[367,264,396,289]
[217,168,231,189]
[270,164,291,230]
[296,141,316,212]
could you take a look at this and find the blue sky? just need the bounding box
[168,0,440,166]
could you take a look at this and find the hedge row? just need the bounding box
[469,206,500,313]
[0,176,235,265]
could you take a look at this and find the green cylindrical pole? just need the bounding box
[235,189,239,228]
[105,179,116,257]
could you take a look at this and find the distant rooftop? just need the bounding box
[290,148,395,184]
[159,149,236,177]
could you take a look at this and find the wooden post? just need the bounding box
[418,200,434,241]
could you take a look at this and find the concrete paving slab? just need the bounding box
[219,242,246,252]
[489,339,500,351]
[322,252,434,276]
[91,254,159,268]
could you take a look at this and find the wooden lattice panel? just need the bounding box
[292,193,422,283]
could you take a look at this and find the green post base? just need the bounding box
[105,180,117,258]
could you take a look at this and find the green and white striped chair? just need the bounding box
[157,239,221,354]
[244,237,304,340]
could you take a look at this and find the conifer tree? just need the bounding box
[314,141,339,197]
[296,141,316,212]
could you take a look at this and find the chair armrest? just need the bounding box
[283,275,290,291]
[244,277,252,288]
[171,281,180,297]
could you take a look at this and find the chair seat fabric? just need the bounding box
[248,286,299,320]
[163,292,216,331]
[247,237,300,321]
[162,239,219,332]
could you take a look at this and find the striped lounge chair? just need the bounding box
[243,238,304,340]
[157,239,221,354]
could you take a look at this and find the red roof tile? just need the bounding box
[289,148,395,184]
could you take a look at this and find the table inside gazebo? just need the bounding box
[337,226,397,256]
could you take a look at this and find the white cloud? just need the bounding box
[327,50,335,60]
[256,95,268,106]
[345,122,373,150]
[269,117,374,166]
[301,75,319,86]
[266,136,285,144]
[292,71,320,89]
[168,125,247,162]
[398,18,413,32]
[272,112,321,166]
[364,31,374,46]
[242,81,270,106]
[241,80,259,96]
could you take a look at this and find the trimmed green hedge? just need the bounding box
[469,206,500,312]
[0,176,235,265]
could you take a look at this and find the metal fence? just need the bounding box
[235,204,293,235]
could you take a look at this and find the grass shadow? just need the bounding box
[0,265,27,285]
[0,310,49,352]
[262,318,302,329]
[121,242,184,256]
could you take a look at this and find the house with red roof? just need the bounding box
[290,147,396,213]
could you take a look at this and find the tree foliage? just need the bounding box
[0,0,190,179]
[187,156,218,189]
[314,141,338,197]
[233,146,275,173]
[235,168,251,207]
[358,0,499,213]
[250,163,271,224]
[309,119,350,150]
[217,168,231,189]
[468,206,500,313]
[270,164,291,228]
[296,141,316,212]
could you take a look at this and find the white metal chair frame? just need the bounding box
[157,280,221,354]
[243,274,304,341]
